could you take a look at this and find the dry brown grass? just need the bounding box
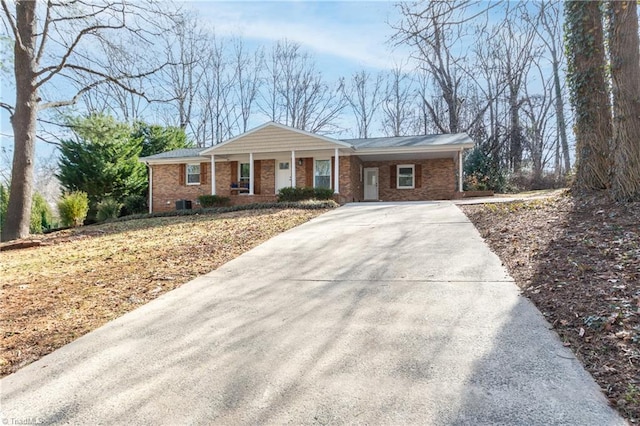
[0,208,328,377]
[461,192,640,422]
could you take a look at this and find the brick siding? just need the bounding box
[151,156,455,212]
[151,164,211,212]
[361,158,455,201]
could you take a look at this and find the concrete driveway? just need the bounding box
[1,203,624,425]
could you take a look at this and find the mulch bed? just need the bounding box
[460,191,640,422]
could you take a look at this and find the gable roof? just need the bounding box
[140,123,474,163]
[200,122,352,155]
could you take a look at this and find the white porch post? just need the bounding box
[334,148,340,194]
[458,149,463,192]
[147,164,153,214]
[249,152,254,195]
[291,150,296,187]
[210,155,216,195]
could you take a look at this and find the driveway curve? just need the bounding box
[1,203,624,425]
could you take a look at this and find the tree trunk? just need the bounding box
[550,47,571,174]
[565,1,612,191]
[2,1,38,242]
[609,1,640,201]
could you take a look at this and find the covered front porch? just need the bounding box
[208,148,344,199]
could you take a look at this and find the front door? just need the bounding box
[364,167,379,200]
[276,161,292,191]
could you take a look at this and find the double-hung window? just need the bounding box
[315,159,331,189]
[186,164,201,185]
[397,165,415,189]
[239,163,250,187]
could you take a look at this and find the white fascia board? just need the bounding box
[140,156,208,165]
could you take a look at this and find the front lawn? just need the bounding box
[0,207,329,377]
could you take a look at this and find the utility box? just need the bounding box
[175,200,192,210]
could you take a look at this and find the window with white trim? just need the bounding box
[397,165,415,189]
[314,159,331,189]
[239,163,250,186]
[186,164,201,185]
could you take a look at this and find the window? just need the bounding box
[315,159,331,189]
[186,164,200,185]
[239,163,250,186]
[397,165,414,189]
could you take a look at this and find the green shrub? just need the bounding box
[198,194,231,208]
[30,192,54,234]
[110,199,339,223]
[122,194,147,216]
[96,197,123,222]
[313,187,334,200]
[58,191,89,227]
[278,186,334,202]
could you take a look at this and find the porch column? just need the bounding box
[291,150,296,187]
[458,149,463,192]
[147,164,153,214]
[210,155,216,195]
[249,152,254,195]
[334,148,340,194]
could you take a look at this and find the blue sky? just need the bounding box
[187,1,406,76]
[0,1,403,171]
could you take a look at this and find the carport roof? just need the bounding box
[343,133,473,150]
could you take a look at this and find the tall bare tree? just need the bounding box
[526,0,571,175]
[160,13,209,135]
[233,40,262,134]
[0,0,177,241]
[381,66,415,137]
[260,40,344,133]
[197,35,236,145]
[342,70,383,138]
[608,1,640,201]
[565,0,612,191]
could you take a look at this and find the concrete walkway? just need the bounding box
[1,203,624,425]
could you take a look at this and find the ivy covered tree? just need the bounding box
[608,1,640,201]
[57,114,146,218]
[564,1,612,191]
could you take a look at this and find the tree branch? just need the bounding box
[0,102,14,114]
[0,0,22,50]
[34,0,53,65]
[35,20,127,87]
[38,61,173,111]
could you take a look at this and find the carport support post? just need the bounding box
[249,152,254,195]
[334,148,340,194]
[291,150,296,187]
[211,155,216,195]
[458,149,463,192]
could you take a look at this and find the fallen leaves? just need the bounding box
[461,191,640,423]
[0,208,328,377]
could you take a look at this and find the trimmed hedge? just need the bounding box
[109,199,339,223]
[277,186,335,202]
[198,194,231,208]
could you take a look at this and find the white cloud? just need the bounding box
[190,1,408,71]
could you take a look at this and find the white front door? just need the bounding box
[276,161,292,191]
[364,167,379,200]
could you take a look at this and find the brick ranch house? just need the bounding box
[139,122,475,212]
